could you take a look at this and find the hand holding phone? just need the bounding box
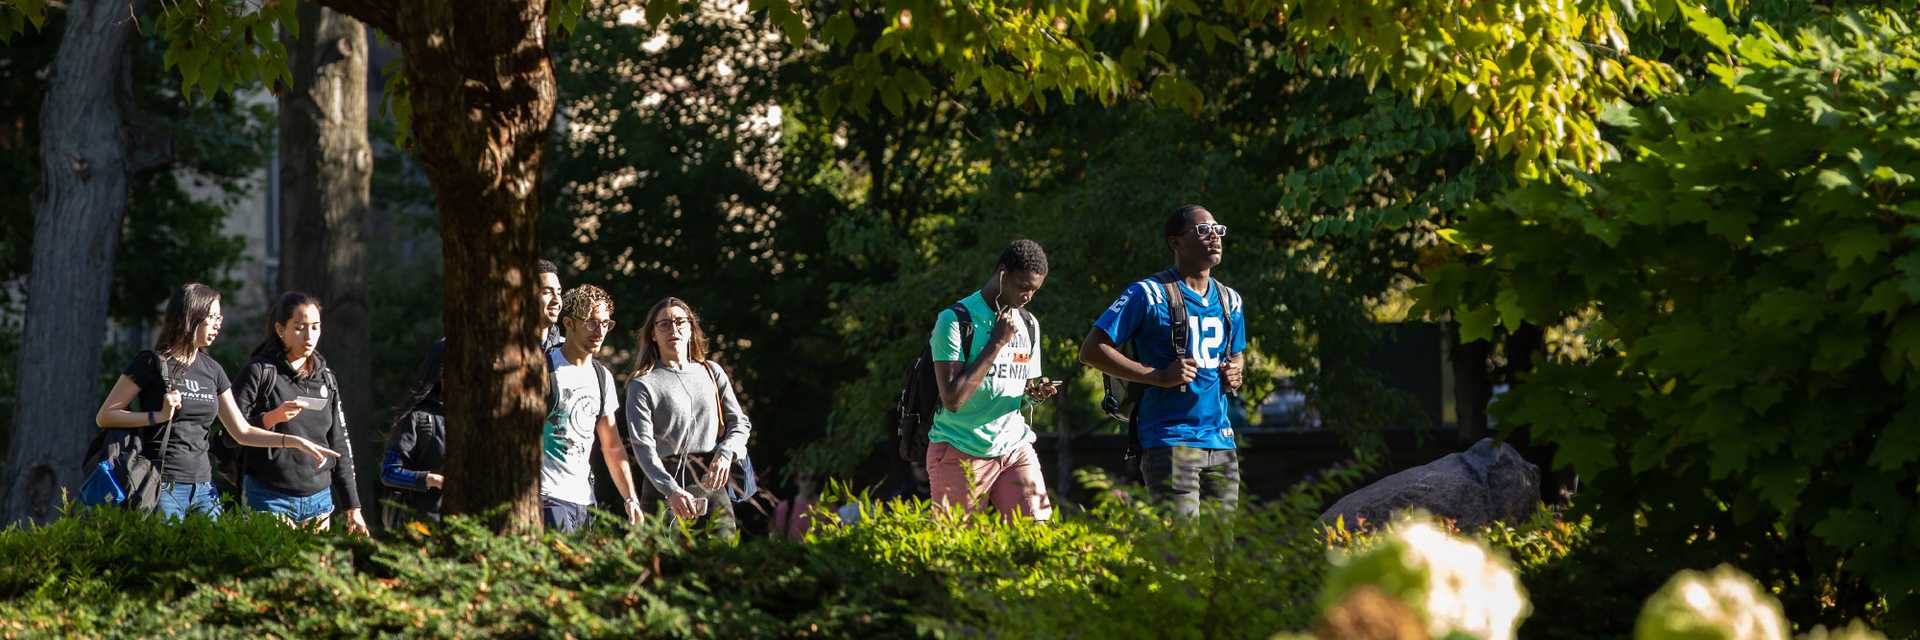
[1026,377,1062,402]
[294,395,329,411]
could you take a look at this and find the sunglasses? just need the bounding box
[1191,223,1228,239]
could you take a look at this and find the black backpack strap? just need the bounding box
[1018,309,1040,359]
[1154,270,1190,358]
[250,361,284,463]
[544,345,564,411]
[949,302,975,362]
[594,361,612,411]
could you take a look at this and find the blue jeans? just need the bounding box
[244,477,334,522]
[157,481,223,520]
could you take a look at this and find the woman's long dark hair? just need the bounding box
[252,291,324,377]
[154,283,221,361]
[628,297,710,379]
[385,338,445,435]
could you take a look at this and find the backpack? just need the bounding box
[893,300,1039,464]
[1099,270,1236,463]
[78,352,178,511]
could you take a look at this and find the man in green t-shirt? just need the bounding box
[927,239,1060,520]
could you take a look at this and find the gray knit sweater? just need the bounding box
[623,360,752,495]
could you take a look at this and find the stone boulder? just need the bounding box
[1320,438,1540,530]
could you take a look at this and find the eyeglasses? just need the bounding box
[1191,223,1228,239]
[205,314,224,325]
[654,317,692,330]
[573,319,616,332]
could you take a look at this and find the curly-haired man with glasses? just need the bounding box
[539,284,642,532]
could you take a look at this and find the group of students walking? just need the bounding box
[90,260,754,538]
[515,266,755,537]
[84,203,1243,533]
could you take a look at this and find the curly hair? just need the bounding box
[995,239,1049,275]
[561,284,614,321]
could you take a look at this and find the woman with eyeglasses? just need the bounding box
[623,297,753,539]
[231,291,368,534]
[92,283,340,519]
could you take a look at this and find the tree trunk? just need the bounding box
[1450,322,1492,445]
[1501,322,1566,501]
[313,0,555,532]
[277,3,377,526]
[2,0,146,525]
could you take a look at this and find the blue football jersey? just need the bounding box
[1092,273,1247,449]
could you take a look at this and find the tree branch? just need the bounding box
[118,43,174,174]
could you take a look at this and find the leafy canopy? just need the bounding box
[1418,8,1920,629]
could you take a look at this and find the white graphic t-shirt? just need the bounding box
[539,352,619,506]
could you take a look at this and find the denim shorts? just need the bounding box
[244,477,334,522]
[158,481,223,520]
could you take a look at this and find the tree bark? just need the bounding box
[277,3,377,525]
[1450,322,1492,445]
[316,0,554,531]
[2,0,146,525]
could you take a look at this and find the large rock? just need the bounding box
[1321,438,1540,530]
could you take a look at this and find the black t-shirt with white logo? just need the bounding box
[122,350,232,483]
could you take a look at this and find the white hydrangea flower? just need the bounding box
[1321,513,1531,640]
[1799,620,1887,640]
[1634,565,1789,640]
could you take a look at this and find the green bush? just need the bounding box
[1,493,1893,638]
[0,471,1353,639]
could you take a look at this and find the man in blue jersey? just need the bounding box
[1079,205,1247,516]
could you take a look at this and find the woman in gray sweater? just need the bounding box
[624,297,752,539]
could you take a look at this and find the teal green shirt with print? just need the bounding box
[928,291,1042,458]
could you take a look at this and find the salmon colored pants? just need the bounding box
[926,441,1052,521]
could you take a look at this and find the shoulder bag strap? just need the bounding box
[701,361,757,501]
[154,352,179,470]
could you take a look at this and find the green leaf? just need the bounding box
[1495,289,1525,332]
[1867,404,1920,471]
[879,84,903,116]
[1885,316,1920,381]
[1680,3,1736,54]
[1824,225,1892,268]
[1813,332,1868,373]
[825,12,856,46]
[1456,306,1496,344]
[1861,280,1907,317]
[1816,169,1857,192]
